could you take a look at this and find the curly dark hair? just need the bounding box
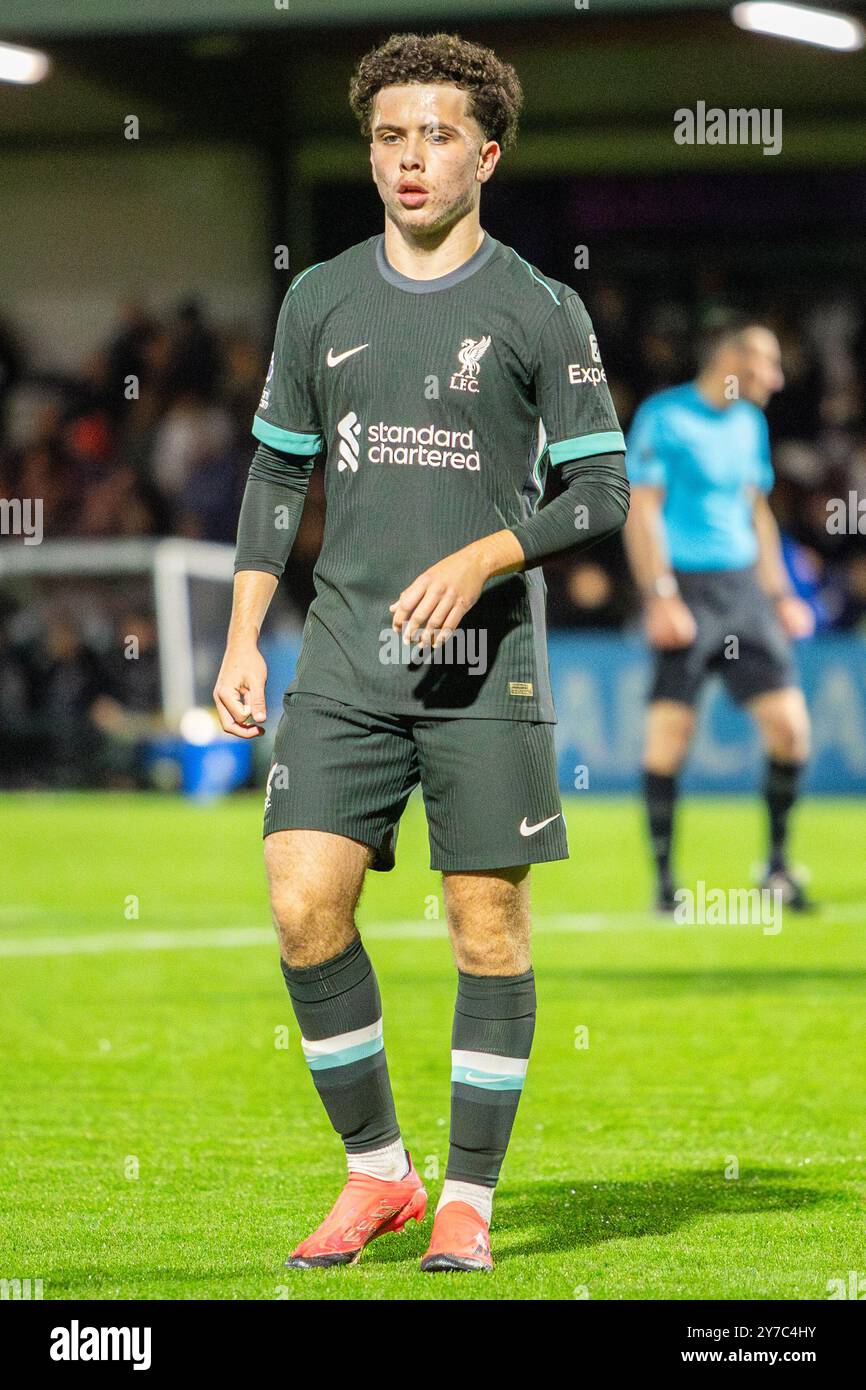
[349,32,523,152]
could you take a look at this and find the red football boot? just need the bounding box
[285,1152,427,1269]
[419,1200,493,1273]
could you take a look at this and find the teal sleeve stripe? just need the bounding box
[549,430,626,465]
[252,416,323,455]
[511,249,561,305]
[290,260,324,293]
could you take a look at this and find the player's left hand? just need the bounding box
[775,595,815,640]
[390,546,488,648]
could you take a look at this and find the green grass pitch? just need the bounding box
[1,790,864,1301]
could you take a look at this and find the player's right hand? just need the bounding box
[213,642,269,738]
[645,594,697,650]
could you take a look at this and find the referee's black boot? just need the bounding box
[761,867,817,913]
[654,880,679,914]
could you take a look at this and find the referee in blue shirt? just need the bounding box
[624,320,815,910]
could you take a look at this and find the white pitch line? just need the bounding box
[1,902,866,958]
[0,927,276,957]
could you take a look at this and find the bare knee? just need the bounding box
[264,830,368,968]
[269,885,355,967]
[767,717,809,763]
[267,877,332,962]
[751,690,810,763]
[644,701,696,775]
[444,867,531,975]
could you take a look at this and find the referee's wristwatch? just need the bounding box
[648,574,679,599]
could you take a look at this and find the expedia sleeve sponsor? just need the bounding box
[533,292,624,463]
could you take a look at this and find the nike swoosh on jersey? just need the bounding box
[326,344,369,367]
[519,813,562,836]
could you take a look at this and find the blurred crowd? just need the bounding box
[0,282,865,777]
[0,298,324,614]
[0,597,162,787]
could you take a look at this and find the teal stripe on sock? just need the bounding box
[451,1065,525,1091]
[306,1037,385,1071]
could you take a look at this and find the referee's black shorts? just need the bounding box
[650,564,798,708]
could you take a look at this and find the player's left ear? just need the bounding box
[476,139,501,184]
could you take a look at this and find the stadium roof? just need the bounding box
[2,2,864,169]
[3,0,728,39]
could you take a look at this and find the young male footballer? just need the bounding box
[624,321,815,913]
[214,32,629,1272]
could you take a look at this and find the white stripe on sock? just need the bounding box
[450,1048,528,1078]
[301,1017,382,1060]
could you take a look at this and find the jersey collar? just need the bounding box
[374,231,498,293]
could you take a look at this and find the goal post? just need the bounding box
[0,536,235,723]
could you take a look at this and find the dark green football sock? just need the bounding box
[280,937,400,1153]
[446,968,536,1188]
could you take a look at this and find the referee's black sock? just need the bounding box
[763,757,803,874]
[643,770,678,892]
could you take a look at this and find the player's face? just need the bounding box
[369,84,499,238]
[736,329,785,407]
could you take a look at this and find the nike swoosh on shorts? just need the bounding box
[519,813,562,836]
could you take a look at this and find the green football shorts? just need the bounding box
[263,690,569,873]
